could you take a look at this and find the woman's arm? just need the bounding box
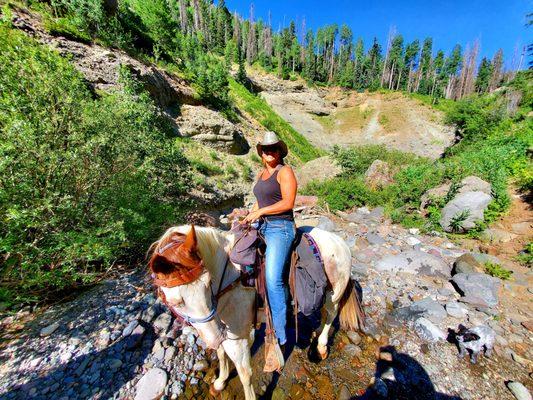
[243,166,297,222]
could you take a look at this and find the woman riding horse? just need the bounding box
[242,131,297,372]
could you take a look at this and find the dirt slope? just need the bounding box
[250,70,455,159]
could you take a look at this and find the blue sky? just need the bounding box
[224,0,531,69]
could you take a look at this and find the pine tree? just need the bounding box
[475,57,492,93]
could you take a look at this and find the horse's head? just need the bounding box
[148,225,226,349]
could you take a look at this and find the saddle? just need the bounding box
[230,223,328,348]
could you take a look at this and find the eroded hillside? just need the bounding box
[250,69,456,159]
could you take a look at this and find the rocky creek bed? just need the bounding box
[0,207,531,400]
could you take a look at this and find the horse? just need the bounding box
[147,224,364,400]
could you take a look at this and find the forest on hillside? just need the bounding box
[23,0,527,103]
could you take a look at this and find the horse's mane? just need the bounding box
[149,225,231,277]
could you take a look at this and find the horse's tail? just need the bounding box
[338,279,366,331]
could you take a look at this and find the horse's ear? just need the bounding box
[182,224,197,252]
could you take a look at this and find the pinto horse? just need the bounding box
[148,224,364,400]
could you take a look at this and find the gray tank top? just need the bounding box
[253,165,294,220]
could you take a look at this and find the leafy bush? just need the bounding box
[333,144,424,176]
[484,263,513,280]
[0,27,192,308]
[517,242,533,267]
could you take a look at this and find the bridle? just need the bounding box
[151,240,241,326]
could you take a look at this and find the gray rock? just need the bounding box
[414,317,446,342]
[176,105,249,154]
[375,250,450,277]
[367,207,385,222]
[453,253,483,275]
[452,273,500,307]
[366,233,385,246]
[141,306,157,323]
[193,359,209,371]
[164,346,176,364]
[364,160,394,189]
[469,253,501,266]
[480,228,518,244]
[406,237,421,246]
[317,216,336,232]
[420,182,451,210]
[346,331,362,345]
[410,298,447,323]
[445,302,468,318]
[134,368,168,400]
[507,382,532,400]
[40,322,60,337]
[351,263,369,277]
[459,176,492,195]
[122,320,139,337]
[343,344,363,358]
[440,191,492,232]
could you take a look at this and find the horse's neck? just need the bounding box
[198,228,240,293]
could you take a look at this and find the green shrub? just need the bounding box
[517,242,533,267]
[333,145,425,176]
[190,159,224,176]
[484,262,513,280]
[0,27,192,308]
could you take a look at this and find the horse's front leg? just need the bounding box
[210,345,230,396]
[223,338,256,400]
[317,291,338,360]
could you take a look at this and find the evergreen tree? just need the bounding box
[475,57,492,93]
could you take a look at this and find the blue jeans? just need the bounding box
[259,218,296,345]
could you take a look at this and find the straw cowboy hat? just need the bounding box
[256,131,288,159]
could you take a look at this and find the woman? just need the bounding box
[242,131,297,370]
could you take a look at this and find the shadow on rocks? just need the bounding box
[5,323,155,400]
[353,345,463,400]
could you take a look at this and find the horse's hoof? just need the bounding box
[209,383,222,397]
[318,347,328,360]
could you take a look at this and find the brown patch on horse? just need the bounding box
[148,225,205,287]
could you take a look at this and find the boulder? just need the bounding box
[295,156,342,189]
[410,298,447,323]
[420,182,451,209]
[176,105,249,154]
[452,273,500,308]
[439,191,492,232]
[479,228,518,243]
[414,318,446,342]
[445,302,468,318]
[40,322,60,337]
[420,176,491,210]
[364,160,394,189]
[506,382,532,400]
[375,250,451,277]
[135,368,168,400]
[458,176,492,195]
[452,253,484,275]
[469,253,501,266]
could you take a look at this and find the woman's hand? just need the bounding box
[242,209,263,224]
